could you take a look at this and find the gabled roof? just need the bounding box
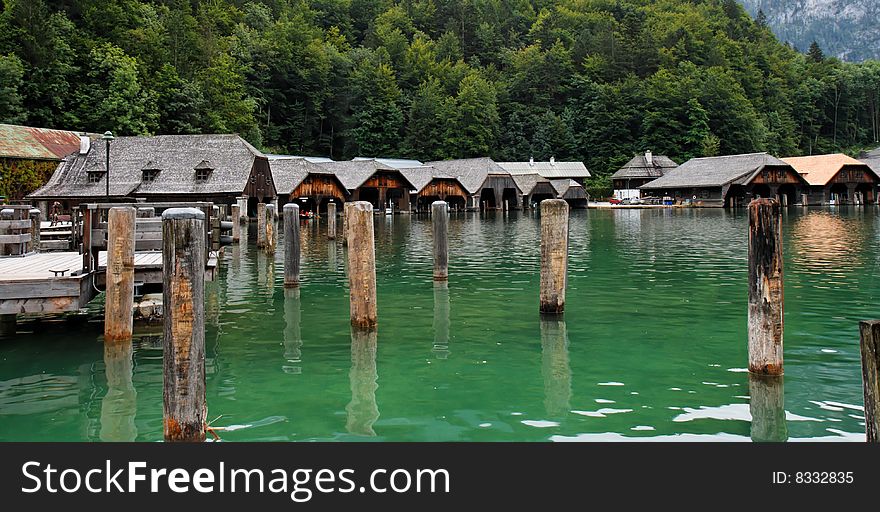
[352,157,424,169]
[858,147,880,176]
[316,160,417,190]
[29,134,265,198]
[640,153,794,190]
[397,166,468,193]
[426,157,504,194]
[0,123,85,160]
[271,157,341,194]
[782,154,879,186]
[611,153,678,180]
[510,174,543,196]
[550,179,584,196]
[496,160,591,179]
[266,154,334,164]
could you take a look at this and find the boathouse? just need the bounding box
[782,154,880,205]
[28,134,276,216]
[427,158,522,210]
[858,147,880,178]
[611,151,678,200]
[0,124,85,206]
[318,160,416,212]
[497,158,591,186]
[640,153,808,207]
[398,167,469,212]
[271,157,348,213]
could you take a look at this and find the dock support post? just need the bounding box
[0,314,15,337]
[748,198,784,375]
[237,196,248,223]
[29,208,41,253]
[346,201,377,329]
[211,205,220,252]
[432,201,448,281]
[328,202,337,240]
[283,203,300,288]
[539,199,569,314]
[265,204,276,255]
[342,202,350,247]
[136,207,155,218]
[104,206,136,343]
[257,202,267,249]
[231,205,241,242]
[859,320,880,442]
[162,208,206,442]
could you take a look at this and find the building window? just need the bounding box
[87,172,104,184]
[196,168,211,182]
[142,169,160,183]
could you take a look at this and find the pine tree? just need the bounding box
[807,41,825,62]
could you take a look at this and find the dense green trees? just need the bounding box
[0,0,878,181]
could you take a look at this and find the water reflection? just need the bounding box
[432,282,450,359]
[282,288,302,374]
[346,328,379,436]
[256,251,274,297]
[540,318,571,417]
[790,211,864,276]
[749,374,787,442]
[100,342,138,441]
[328,241,337,272]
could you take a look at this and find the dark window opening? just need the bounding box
[142,169,160,182]
[87,172,104,184]
[196,168,212,182]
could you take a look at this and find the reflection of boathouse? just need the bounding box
[640,153,808,207]
[782,154,879,205]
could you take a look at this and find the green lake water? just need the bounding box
[0,207,876,442]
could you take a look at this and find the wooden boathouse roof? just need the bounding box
[0,123,85,161]
[29,134,267,199]
[640,153,796,190]
[271,157,341,194]
[316,159,419,191]
[860,147,880,174]
[426,157,506,194]
[782,154,880,186]
[611,153,678,180]
[496,159,591,179]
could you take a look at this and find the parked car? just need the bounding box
[609,198,622,205]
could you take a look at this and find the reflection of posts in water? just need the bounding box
[749,374,787,442]
[540,318,571,417]
[283,288,303,374]
[346,328,379,436]
[328,241,337,272]
[432,281,450,359]
[205,281,221,329]
[256,250,274,298]
[101,341,138,441]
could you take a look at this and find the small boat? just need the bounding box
[385,207,393,215]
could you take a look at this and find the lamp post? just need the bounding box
[102,131,114,202]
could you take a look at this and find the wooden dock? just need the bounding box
[0,252,94,314]
[96,251,219,286]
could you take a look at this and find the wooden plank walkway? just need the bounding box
[0,252,83,281]
[0,252,93,314]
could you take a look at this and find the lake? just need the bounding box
[0,207,875,441]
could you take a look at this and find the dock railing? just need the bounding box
[0,205,39,256]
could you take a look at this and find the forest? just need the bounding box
[1,0,879,189]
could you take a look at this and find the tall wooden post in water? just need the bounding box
[539,199,569,314]
[328,202,337,240]
[432,201,448,281]
[104,207,136,342]
[231,205,241,242]
[283,203,301,287]
[346,201,377,328]
[265,204,276,255]
[342,202,350,247]
[257,202,267,249]
[748,198,784,375]
[859,320,880,442]
[162,208,206,442]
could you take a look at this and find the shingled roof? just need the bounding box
[426,157,504,194]
[0,123,85,161]
[859,147,880,175]
[782,154,879,186]
[611,153,678,179]
[271,157,338,194]
[316,160,419,191]
[640,153,794,190]
[496,160,591,179]
[29,134,266,198]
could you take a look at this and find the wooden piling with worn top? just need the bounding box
[346,201,377,328]
[328,202,337,240]
[231,205,241,242]
[104,207,136,342]
[265,204,276,255]
[29,208,41,253]
[859,320,880,442]
[283,203,301,287]
[748,198,784,375]
[342,202,350,247]
[539,199,569,314]
[162,207,206,442]
[432,201,448,281]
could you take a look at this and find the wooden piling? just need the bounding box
[859,320,880,442]
[346,201,377,328]
[432,201,448,281]
[328,202,337,240]
[283,203,300,288]
[104,207,136,343]
[136,207,155,218]
[257,202,267,248]
[748,198,784,376]
[161,207,206,442]
[265,204,276,255]
[231,205,241,242]
[342,202,350,247]
[539,199,569,314]
[29,208,41,253]
[211,205,220,252]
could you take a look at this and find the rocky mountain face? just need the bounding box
[739,0,879,61]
